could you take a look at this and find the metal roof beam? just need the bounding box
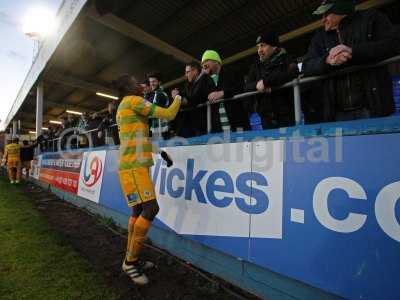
[44,72,116,96]
[44,99,96,113]
[16,111,58,120]
[22,122,48,129]
[86,5,197,64]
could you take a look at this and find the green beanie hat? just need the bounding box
[201,50,222,64]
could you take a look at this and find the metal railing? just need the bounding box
[41,54,400,151]
[199,54,400,133]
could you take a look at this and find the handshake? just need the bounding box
[326,44,352,67]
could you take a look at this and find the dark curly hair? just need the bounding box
[111,75,135,99]
[146,71,162,82]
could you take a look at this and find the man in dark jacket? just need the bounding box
[20,140,35,179]
[303,0,400,122]
[172,61,216,137]
[201,50,249,133]
[86,113,105,147]
[98,102,120,145]
[245,31,299,128]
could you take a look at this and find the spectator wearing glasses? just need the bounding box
[303,0,400,122]
[171,61,216,137]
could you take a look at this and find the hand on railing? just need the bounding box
[208,91,224,103]
[256,80,272,93]
[40,55,400,149]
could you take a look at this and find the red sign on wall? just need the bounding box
[39,152,83,194]
[39,168,80,194]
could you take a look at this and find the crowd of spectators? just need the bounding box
[36,104,120,152]
[167,2,400,137]
[33,1,400,152]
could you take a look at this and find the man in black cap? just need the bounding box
[245,30,299,128]
[303,0,400,122]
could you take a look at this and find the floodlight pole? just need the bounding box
[36,82,43,139]
[12,121,18,138]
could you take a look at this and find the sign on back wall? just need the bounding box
[78,151,106,203]
[39,152,82,194]
[38,150,107,204]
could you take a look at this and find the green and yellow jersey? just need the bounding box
[4,143,21,163]
[116,95,181,170]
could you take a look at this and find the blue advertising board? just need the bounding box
[75,133,400,299]
[250,133,400,300]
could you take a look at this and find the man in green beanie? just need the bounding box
[201,50,248,132]
[303,0,399,122]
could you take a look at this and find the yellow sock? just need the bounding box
[126,216,152,262]
[126,216,137,257]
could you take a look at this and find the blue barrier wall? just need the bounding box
[35,116,400,300]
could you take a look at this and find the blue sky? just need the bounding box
[0,0,62,131]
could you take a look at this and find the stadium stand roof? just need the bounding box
[4,0,399,133]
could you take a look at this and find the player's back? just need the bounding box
[116,95,154,170]
[6,143,21,162]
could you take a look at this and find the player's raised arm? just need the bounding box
[151,95,181,121]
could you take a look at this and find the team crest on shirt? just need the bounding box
[144,190,152,197]
[128,193,139,202]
